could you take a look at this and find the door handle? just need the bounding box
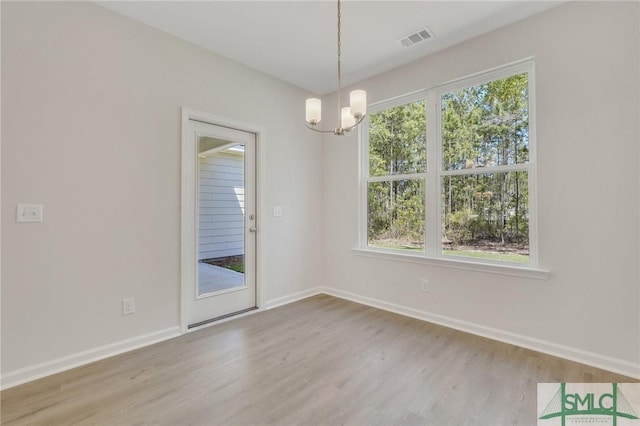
[249,227,258,233]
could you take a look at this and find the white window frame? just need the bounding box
[356,59,549,280]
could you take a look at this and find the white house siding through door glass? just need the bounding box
[198,140,246,295]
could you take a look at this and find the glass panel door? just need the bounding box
[184,119,257,328]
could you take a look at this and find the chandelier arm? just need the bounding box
[343,113,367,132]
[305,123,341,134]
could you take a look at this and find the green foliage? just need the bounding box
[367,180,425,248]
[369,101,426,177]
[441,73,530,251]
[368,101,427,249]
[226,263,245,274]
[441,73,529,170]
[446,208,474,244]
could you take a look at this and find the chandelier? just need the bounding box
[305,0,367,136]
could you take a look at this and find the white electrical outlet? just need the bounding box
[122,297,136,315]
[421,279,430,293]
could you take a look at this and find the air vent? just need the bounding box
[399,28,433,47]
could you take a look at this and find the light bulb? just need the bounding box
[305,98,321,125]
[341,107,356,129]
[350,90,367,118]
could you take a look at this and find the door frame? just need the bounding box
[180,107,265,333]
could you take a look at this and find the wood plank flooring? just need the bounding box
[1,294,636,425]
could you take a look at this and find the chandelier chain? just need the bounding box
[337,0,342,120]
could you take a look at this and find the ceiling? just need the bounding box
[96,1,563,95]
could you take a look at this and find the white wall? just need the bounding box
[198,152,244,260]
[322,1,640,376]
[1,1,324,383]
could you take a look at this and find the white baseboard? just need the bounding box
[1,286,324,390]
[1,326,181,390]
[264,286,323,310]
[321,286,640,380]
[4,286,638,390]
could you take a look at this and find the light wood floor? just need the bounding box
[1,295,636,425]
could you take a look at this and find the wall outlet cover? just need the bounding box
[122,298,136,315]
[16,204,44,223]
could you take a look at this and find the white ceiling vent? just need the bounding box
[399,28,433,47]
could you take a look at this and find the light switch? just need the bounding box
[273,206,283,217]
[17,204,44,223]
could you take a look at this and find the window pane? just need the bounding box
[369,101,426,177]
[368,179,425,251]
[442,73,529,170]
[442,172,529,263]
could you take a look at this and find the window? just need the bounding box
[361,61,537,268]
[367,100,427,251]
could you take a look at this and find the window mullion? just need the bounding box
[359,117,370,249]
[526,63,538,267]
[425,89,439,258]
[440,163,529,176]
[367,173,428,183]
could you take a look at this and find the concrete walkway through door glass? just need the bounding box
[198,262,244,294]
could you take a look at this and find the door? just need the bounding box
[184,119,257,328]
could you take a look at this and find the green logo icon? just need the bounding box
[539,383,638,426]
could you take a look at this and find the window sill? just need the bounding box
[351,248,550,280]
